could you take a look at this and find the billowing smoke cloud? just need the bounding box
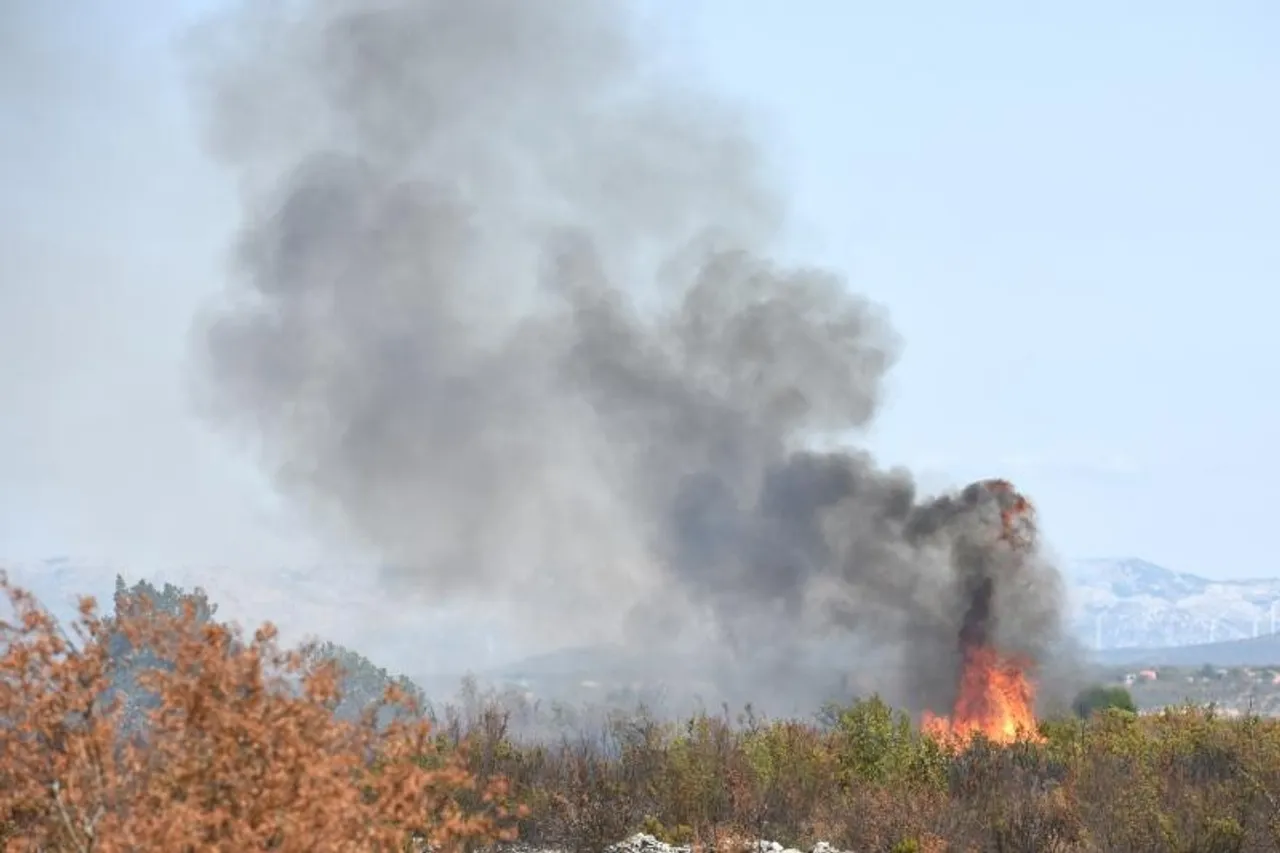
[186,0,1068,711]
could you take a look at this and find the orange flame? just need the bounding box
[921,645,1044,746]
[921,479,1046,747]
[979,477,1036,549]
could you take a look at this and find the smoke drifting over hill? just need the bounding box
[188,0,1069,712]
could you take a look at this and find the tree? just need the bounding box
[300,639,430,728]
[1071,684,1137,718]
[112,575,217,623]
[103,576,224,734]
[0,571,523,851]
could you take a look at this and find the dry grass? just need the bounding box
[440,677,1280,852]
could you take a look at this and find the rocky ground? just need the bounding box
[607,836,845,853]
[489,834,851,853]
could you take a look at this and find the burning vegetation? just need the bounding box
[921,480,1047,747]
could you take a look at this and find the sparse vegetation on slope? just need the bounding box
[5,574,1280,851]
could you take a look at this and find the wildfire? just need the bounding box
[920,479,1046,747]
[978,477,1036,549]
[921,646,1044,746]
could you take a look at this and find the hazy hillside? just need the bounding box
[13,554,1280,683]
[0,556,508,678]
[1097,633,1280,668]
[1066,557,1280,650]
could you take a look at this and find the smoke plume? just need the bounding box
[186,0,1068,711]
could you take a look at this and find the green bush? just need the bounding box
[1072,683,1138,717]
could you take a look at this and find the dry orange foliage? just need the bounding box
[0,572,524,852]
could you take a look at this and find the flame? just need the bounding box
[978,477,1036,549]
[921,645,1044,746]
[921,479,1046,747]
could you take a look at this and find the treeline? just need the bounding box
[2,573,1278,852]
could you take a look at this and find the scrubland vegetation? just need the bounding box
[3,572,1280,852]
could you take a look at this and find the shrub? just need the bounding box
[1071,684,1137,718]
[0,572,522,851]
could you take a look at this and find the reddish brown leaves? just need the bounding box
[0,572,523,852]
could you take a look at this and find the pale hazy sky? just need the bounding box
[2,0,1277,606]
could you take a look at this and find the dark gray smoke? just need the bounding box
[186,0,1068,712]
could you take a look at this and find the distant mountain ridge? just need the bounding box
[1065,557,1280,651]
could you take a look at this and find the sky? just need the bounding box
[1,1,1277,666]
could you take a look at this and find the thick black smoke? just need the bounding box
[186,0,1068,712]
